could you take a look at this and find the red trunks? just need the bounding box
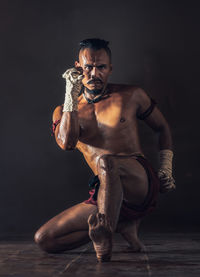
[84,155,160,220]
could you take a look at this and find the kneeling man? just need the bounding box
[34,38,175,262]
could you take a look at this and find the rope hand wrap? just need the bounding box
[158,149,176,193]
[62,67,84,112]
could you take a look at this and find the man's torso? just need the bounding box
[76,84,143,174]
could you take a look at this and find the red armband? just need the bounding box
[51,119,61,136]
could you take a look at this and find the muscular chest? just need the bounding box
[77,94,136,141]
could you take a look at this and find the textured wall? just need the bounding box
[1,0,200,235]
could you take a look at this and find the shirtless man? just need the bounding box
[34,38,175,262]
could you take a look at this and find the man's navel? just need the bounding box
[120,117,126,123]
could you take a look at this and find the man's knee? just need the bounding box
[34,229,57,253]
[97,154,116,172]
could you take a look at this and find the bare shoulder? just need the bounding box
[109,84,150,104]
[109,84,153,118]
[121,85,149,101]
[130,87,152,115]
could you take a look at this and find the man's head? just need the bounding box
[75,38,112,95]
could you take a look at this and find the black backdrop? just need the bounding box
[1,0,200,236]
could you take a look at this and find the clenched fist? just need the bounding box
[62,67,84,112]
[158,149,176,193]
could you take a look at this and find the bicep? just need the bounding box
[135,88,169,132]
[143,106,169,132]
[143,105,173,150]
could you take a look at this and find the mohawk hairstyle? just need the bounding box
[78,38,112,62]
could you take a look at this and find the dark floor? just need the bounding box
[0,233,200,277]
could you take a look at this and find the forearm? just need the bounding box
[56,111,79,150]
[141,98,175,192]
[55,67,83,150]
[158,124,175,193]
[158,123,173,150]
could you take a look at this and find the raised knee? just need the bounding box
[34,229,57,253]
[97,154,116,172]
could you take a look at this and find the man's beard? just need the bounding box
[85,87,104,96]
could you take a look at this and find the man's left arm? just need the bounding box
[135,88,176,193]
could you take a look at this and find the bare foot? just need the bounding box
[122,233,146,253]
[88,212,112,262]
[117,220,146,253]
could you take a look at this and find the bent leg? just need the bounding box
[97,154,149,228]
[34,202,97,253]
[88,154,149,261]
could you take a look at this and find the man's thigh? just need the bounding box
[37,202,97,238]
[115,155,149,205]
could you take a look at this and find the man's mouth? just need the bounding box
[87,79,103,85]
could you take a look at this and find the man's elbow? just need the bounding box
[161,122,171,133]
[156,125,166,133]
[59,143,75,151]
[154,120,171,133]
[56,135,77,151]
[157,123,172,142]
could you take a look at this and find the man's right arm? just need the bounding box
[53,67,83,150]
[56,111,80,150]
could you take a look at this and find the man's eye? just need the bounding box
[97,65,106,70]
[85,66,92,70]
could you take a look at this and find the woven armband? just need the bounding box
[137,98,156,120]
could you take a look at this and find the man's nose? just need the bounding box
[91,66,98,77]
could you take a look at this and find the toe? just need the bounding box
[88,212,97,226]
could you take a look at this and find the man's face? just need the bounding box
[75,48,112,93]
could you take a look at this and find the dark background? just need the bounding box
[1,0,199,237]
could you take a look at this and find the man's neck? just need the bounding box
[84,84,108,101]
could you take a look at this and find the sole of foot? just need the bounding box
[88,212,113,262]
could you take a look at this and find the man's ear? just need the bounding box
[75,61,80,68]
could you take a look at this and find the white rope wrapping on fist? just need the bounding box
[62,68,83,112]
[159,149,173,176]
[158,149,176,193]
